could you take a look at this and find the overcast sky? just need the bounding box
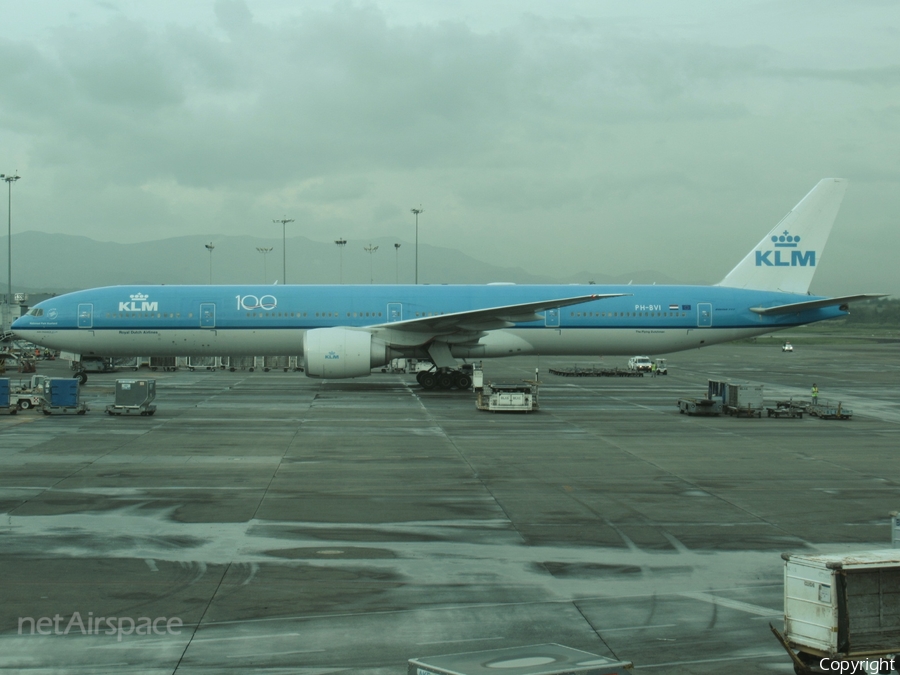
[1,0,898,294]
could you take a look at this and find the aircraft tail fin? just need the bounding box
[717,178,847,294]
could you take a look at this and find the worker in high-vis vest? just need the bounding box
[811,383,819,404]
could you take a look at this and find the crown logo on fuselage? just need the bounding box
[119,292,158,312]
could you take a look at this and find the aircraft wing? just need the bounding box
[367,293,628,346]
[749,293,888,315]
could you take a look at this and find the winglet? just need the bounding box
[718,178,847,294]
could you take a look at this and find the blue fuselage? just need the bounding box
[12,284,842,360]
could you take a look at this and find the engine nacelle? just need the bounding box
[303,327,391,378]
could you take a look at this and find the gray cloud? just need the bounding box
[1,0,898,294]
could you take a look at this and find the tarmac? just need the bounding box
[1,340,898,674]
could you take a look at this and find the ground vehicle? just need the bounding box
[628,355,652,372]
[783,341,794,352]
[654,358,668,375]
[11,375,50,410]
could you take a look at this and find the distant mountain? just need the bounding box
[9,231,692,294]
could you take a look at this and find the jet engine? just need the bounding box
[303,327,391,378]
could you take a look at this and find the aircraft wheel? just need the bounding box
[454,373,472,389]
[74,371,88,385]
[264,367,270,372]
[416,371,427,386]
[437,372,454,389]
[229,367,236,372]
[420,372,437,389]
[19,399,32,410]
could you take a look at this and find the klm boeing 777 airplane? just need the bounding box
[12,178,883,387]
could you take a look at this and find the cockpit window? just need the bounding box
[26,308,44,317]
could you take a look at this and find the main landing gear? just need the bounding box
[416,368,473,391]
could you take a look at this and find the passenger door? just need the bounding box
[77,303,93,329]
[697,303,712,327]
[200,303,216,328]
[544,307,560,328]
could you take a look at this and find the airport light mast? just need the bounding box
[273,217,294,284]
[256,247,273,284]
[364,244,378,284]
[394,243,401,284]
[205,242,214,284]
[1,172,20,332]
[411,207,423,284]
[335,238,347,284]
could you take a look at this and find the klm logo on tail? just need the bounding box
[755,230,815,267]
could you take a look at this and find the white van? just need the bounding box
[628,355,652,372]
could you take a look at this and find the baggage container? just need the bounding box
[0,378,14,414]
[43,378,79,407]
[708,378,764,417]
[776,549,900,665]
[115,379,156,407]
[39,378,88,415]
[106,379,157,416]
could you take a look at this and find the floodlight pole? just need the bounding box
[335,238,347,283]
[2,172,21,331]
[205,243,215,284]
[256,247,273,284]
[411,207,423,284]
[394,243,401,284]
[273,217,295,284]
[364,244,379,284]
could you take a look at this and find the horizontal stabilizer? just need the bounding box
[749,294,888,315]
[718,179,847,294]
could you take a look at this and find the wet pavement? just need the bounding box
[1,341,898,674]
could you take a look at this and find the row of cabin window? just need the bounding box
[107,312,193,318]
[570,311,687,318]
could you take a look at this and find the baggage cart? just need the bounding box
[263,356,290,372]
[677,397,722,416]
[188,356,219,371]
[223,356,255,371]
[808,400,852,420]
[113,356,140,371]
[767,400,804,418]
[105,379,157,416]
[149,356,177,372]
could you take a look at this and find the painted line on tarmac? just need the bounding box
[679,591,781,616]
